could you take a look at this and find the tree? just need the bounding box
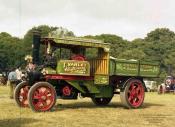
[85,34,129,58]
[0,32,24,71]
[118,49,146,60]
[145,28,175,42]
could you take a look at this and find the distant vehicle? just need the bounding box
[158,76,175,94]
[144,80,157,92]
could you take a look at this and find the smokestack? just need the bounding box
[167,64,172,76]
[32,30,41,65]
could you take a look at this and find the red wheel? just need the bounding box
[28,82,56,112]
[120,79,145,108]
[62,86,72,96]
[14,81,30,107]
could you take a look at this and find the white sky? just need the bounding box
[0,0,174,40]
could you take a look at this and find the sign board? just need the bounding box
[57,60,90,76]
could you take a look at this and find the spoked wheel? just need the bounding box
[14,81,30,107]
[91,97,113,106]
[120,79,145,108]
[28,82,56,112]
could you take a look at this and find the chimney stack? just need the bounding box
[32,30,41,65]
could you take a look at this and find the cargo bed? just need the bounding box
[110,58,160,78]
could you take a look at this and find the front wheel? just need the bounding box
[91,97,112,106]
[14,81,30,107]
[28,82,56,112]
[120,79,145,108]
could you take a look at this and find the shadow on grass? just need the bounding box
[142,103,165,108]
[0,118,38,127]
[54,101,165,111]
[55,101,126,111]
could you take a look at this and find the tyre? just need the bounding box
[120,79,145,108]
[91,97,112,106]
[28,82,56,112]
[14,81,30,107]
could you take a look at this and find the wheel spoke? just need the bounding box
[35,101,43,108]
[128,95,133,102]
[23,86,29,93]
[130,83,135,91]
[19,92,25,97]
[137,92,143,100]
[33,90,41,99]
[135,86,140,94]
[43,88,51,96]
[19,86,29,106]
[46,95,53,101]
[132,98,138,105]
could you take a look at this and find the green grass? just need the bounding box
[0,85,175,127]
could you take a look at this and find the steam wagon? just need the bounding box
[14,31,160,112]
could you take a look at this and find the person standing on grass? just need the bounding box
[7,68,17,99]
[15,67,22,84]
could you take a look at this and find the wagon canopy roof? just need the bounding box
[41,35,110,52]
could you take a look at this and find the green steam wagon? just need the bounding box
[14,31,160,112]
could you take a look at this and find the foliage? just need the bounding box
[0,26,175,80]
[118,49,146,60]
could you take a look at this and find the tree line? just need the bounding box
[0,25,175,82]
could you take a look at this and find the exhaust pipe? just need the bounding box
[32,30,41,65]
[167,64,172,76]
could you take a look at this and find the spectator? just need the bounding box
[26,62,35,72]
[8,68,17,99]
[15,67,22,84]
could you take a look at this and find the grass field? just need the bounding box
[0,86,175,127]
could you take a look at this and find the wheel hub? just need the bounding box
[41,96,46,100]
[62,86,71,96]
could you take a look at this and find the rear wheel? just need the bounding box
[91,97,112,106]
[120,79,145,108]
[28,82,56,112]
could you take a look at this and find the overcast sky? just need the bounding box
[0,0,174,40]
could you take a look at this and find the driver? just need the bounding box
[71,47,86,61]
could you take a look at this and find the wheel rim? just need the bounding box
[127,81,144,107]
[32,86,55,111]
[18,85,29,107]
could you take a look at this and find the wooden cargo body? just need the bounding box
[110,58,159,77]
